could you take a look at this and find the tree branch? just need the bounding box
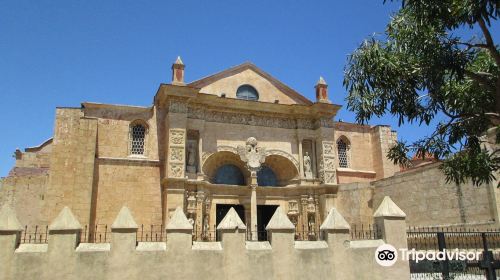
[464,70,496,93]
[477,17,500,67]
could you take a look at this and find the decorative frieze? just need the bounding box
[187,105,330,129]
[168,100,188,114]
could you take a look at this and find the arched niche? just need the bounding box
[263,154,299,186]
[202,151,250,185]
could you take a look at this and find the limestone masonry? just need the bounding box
[0,57,499,279]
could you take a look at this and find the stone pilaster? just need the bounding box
[316,123,336,185]
[165,98,188,180]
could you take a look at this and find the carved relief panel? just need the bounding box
[318,140,337,184]
[168,129,186,178]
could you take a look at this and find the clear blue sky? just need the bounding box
[0,0,491,177]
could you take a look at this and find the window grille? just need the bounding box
[131,124,146,155]
[337,139,349,168]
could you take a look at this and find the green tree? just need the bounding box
[344,0,500,186]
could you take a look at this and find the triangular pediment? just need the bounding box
[188,62,312,105]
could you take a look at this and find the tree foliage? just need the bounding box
[343,0,500,186]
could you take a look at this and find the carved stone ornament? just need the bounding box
[237,137,266,173]
[323,142,334,155]
[170,164,183,178]
[170,130,184,145]
[170,147,183,162]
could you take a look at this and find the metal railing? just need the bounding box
[351,224,381,240]
[20,225,48,244]
[407,227,500,280]
[137,224,165,242]
[80,224,110,243]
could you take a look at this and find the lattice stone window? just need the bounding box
[337,138,350,168]
[130,123,146,155]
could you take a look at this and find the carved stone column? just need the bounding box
[195,191,205,240]
[298,138,304,179]
[250,175,258,241]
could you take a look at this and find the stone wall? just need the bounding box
[0,199,410,280]
[336,182,374,225]
[372,163,498,228]
[0,174,48,226]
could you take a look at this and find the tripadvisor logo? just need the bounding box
[375,244,398,267]
[375,244,481,267]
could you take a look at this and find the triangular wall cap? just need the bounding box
[166,207,193,230]
[49,206,82,231]
[316,76,327,86]
[174,56,184,65]
[320,208,350,231]
[0,204,23,231]
[373,196,406,218]
[217,207,246,230]
[266,207,295,230]
[111,206,138,229]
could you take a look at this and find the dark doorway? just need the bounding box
[216,204,245,240]
[257,205,279,241]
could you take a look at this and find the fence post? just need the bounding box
[165,207,193,250]
[47,206,82,279]
[0,204,23,280]
[217,207,247,280]
[373,196,410,279]
[266,206,295,280]
[320,207,351,279]
[217,207,246,249]
[48,206,82,254]
[110,206,138,252]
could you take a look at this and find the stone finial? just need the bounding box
[48,206,82,231]
[171,56,185,85]
[315,76,330,103]
[373,196,406,218]
[166,207,193,231]
[266,207,295,230]
[0,204,23,231]
[217,207,246,230]
[111,206,138,230]
[317,76,327,85]
[320,208,350,231]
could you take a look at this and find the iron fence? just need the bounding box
[407,227,500,280]
[80,224,110,243]
[137,224,165,242]
[350,224,381,240]
[20,225,48,244]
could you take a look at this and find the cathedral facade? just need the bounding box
[5,56,443,242]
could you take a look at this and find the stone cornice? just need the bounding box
[154,83,341,118]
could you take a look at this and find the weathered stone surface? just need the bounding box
[320,208,350,231]
[48,206,82,231]
[111,206,138,229]
[217,207,246,230]
[266,207,294,230]
[166,207,192,230]
[373,196,406,218]
[0,204,23,231]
